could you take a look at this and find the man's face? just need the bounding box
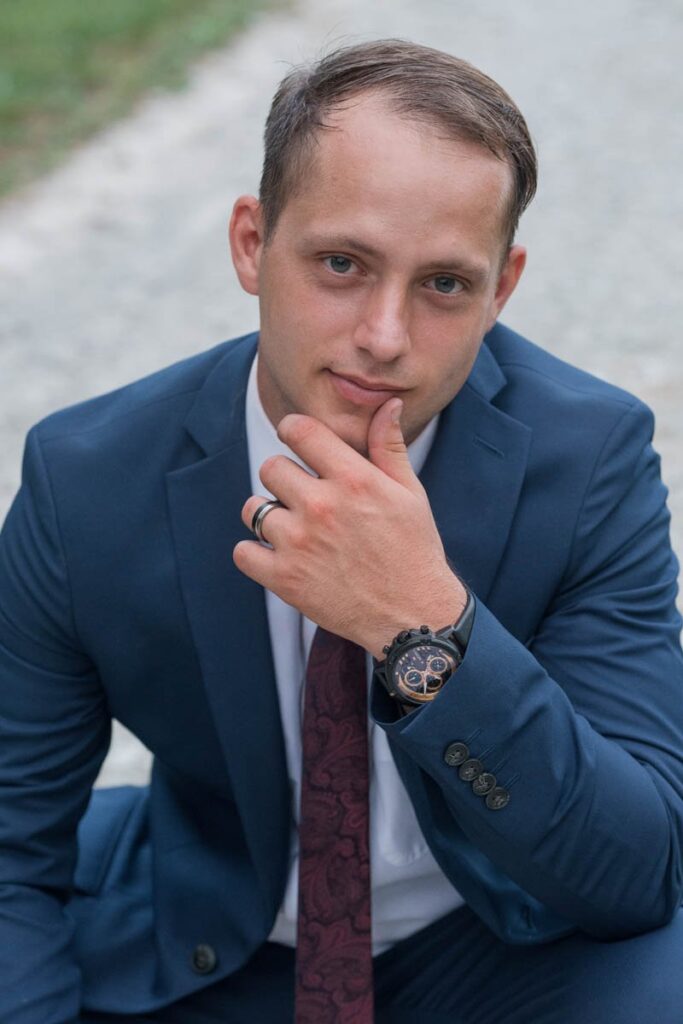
[232,92,525,454]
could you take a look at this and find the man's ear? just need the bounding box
[485,244,527,331]
[229,195,264,296]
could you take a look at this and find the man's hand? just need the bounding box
[234,399,467,658]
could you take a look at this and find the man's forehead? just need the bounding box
[296,91,513,240]
[281,102,511,262]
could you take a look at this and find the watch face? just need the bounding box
[392,641,459,703]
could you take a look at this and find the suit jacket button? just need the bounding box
[459,758,484,782]
[192,944,217,974]
[486,787,511,811]
[472,772,496,796]
[444,742,469,766]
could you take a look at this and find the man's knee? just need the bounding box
[568,908,683,1024]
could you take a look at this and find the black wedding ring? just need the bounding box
[251,499,285,545]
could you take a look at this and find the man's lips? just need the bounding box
[326,369,408,408]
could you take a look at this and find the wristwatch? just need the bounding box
[374,589,475,713]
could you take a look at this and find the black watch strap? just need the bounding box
[442,587,476,654]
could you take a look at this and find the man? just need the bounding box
[1,38,682,1024]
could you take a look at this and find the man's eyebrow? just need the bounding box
[303,234,383,260]
[302,233,490,279]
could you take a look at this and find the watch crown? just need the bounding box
[397,630,410,643]
[420,624,430,634]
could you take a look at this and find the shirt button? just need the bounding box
[444,742,469,766]
[472,772,497,796]
[486,787,511,811]
[459,758,484,782]
[191,944,218,974]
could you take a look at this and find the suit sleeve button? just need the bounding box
[472,772,497,796]
[444,742,469,766]
[458,758,484,781]
[486,787,511,811]
[192,944,218,974]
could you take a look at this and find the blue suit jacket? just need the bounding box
[1,324,683,1022]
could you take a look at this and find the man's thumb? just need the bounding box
[367,398,419,489]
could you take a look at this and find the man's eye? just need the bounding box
[427,275,463,295]
[324,255,354,274]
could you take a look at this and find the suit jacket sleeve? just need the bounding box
[0,427,110,1023]
[372,398,683,940]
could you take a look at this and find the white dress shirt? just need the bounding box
[245,353,465,954]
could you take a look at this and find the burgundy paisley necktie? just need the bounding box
[294,627,374,1024]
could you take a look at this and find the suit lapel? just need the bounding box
[420,340,531,603]
[166,334,290,918]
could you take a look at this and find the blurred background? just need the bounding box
[1,0,681,784]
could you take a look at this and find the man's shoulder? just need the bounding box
[484,323,649,435]
[34,332,257,448]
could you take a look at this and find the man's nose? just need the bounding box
[352,283,410,361]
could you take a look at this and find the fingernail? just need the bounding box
[391,399,403,424]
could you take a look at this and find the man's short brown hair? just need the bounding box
[259,39,537,250]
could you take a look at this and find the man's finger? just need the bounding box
[259,454,317,509]
[277,414,365,479]
[233,538,276,587]
[367,398,423,493]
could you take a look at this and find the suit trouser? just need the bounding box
[81,902,683,1024]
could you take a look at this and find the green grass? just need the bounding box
[0,0,282,197]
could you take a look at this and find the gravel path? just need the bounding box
[1,0,681,785]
